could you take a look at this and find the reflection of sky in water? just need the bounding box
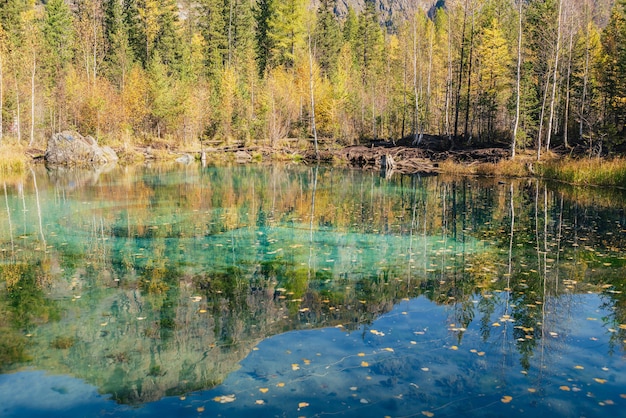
[3,294,624,418]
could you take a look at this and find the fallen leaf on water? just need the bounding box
[620,394,626,399]
[276,382,285,387]
[383,347,394,352]
[560,386,571,391]
[360,398,369,404]
[213,394,236,403]
[575,365,584,370]
[421,411,434,417]
[450,346,458,350]
[594,378,607,384]
[298,402,309,408]
[292,364,300,371]
[477,352,485,356]
[197,406,205,412]
[528,388,536,393]
[492,323,501,327]
[361,361,369,367]
[357,352,366,357]
[421,367,429,372]
[259,388,269,393]
[501,396,513,403]
[350,387,358,391]
[179,396,186,400]
[255,400,265,405]
[303,359,311,365]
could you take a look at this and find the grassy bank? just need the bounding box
[0,141,29,177]
[538,157,626,188]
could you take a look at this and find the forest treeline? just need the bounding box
[0,0,625,156]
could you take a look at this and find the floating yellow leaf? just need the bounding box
[303,359,311,365]
[298,402,309,408]
[255,400,265,405]
[594,378,607,384]
[501,396,513,403]
[450,346,458,350]
[477,352,485,356]
[492,323,501,327]
[422,411,434,417]
[421,367,429,372]
[179,396,186,400]
[620,394,626,399]
[197,406,205,412]
[276,382,285,387]
[383,347,394,352]
[292,364,300,371]
[198,309,207,313]
[259,388,269,393]
[574,365,584,370]
[361,361,369,367]
[527,388,536,393]
[357,352,365,357]
[560,386,571,391]
[213,394,236,403]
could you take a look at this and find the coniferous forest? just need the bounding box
[0,0,625,157]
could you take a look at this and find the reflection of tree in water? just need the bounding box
[1,166,626,404]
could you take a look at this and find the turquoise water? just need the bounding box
[0,164,625,417]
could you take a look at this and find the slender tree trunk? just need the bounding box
[14,73,20,144]
[454,0,469,143]
[29,52,35,146]
[512,0,523,159]
[445,12,453,140]
[537,66,551,160]
[401,44,408,139]
[464,2,475,141]
[563,16,574,148]
[546,0,563,152]
[308,29,319,161]
[580,15,590,139]
[228,0,233,66]
[413,16,421,145]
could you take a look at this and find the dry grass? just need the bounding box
[0,139,29,177]
[539,157,626,188]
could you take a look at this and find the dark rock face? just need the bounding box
[45,131,118,166]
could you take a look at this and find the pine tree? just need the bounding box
[313,0,342,77]
[254,0,273,76]
[104,0,134,86]
[43,0,74,75]
[199,0,227,76]
[267,0,307,69]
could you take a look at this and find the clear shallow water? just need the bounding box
[0,164,625,417]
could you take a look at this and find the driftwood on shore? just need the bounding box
[339,145,440,174]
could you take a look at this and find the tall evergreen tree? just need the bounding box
[313,0,341,77]
[254,0,273,76]
[104,0,134,86]
[43,0,74,75]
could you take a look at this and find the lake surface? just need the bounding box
[0,163,625,417]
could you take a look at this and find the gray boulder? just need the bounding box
[45,131,118,166]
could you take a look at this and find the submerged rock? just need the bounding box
[45,131,118,166]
